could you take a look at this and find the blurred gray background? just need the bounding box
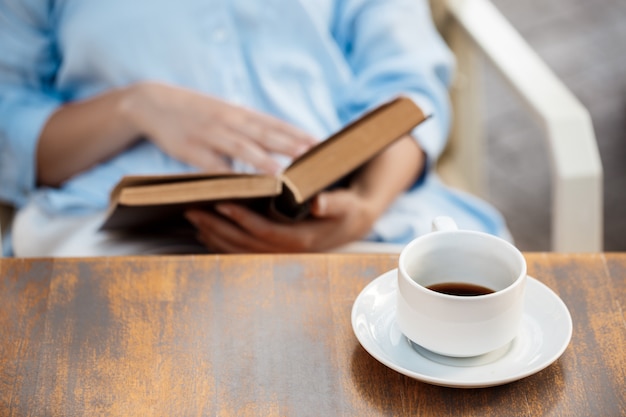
[482,0,626,251]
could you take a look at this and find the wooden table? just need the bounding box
[0,253,624,416]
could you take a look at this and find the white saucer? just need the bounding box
[351,269,572,388]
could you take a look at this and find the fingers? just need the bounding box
[213,204,305,250]
[205,125,283,174]
[185,208,280,253]
[185,201,365,253]
[134,84,318,174]
[185,204,322,253]
[235,119,315,159]
[223,102,317,156]
[183,146,232,174]
[310,191,354,218]
[250,114,319,153]
[187,105,317,175]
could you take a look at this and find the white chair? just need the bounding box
[0,0,603,255]
[338,0,603,254]
[433,0,602,252]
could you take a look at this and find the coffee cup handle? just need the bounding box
[431,216,458,232]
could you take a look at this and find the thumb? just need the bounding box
[310,190,353,218]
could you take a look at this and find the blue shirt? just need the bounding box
[0,0,509,252]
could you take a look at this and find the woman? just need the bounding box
[0,0,509,256]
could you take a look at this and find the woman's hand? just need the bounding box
[37,82,317,186]
[185,189,378,253]
[184,135,426,252]
[123,82,318,174]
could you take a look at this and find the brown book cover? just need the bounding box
[100,96,428,231]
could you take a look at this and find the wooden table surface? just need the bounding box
[0,253,624,416]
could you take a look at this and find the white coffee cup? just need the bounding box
[396,216,527,358]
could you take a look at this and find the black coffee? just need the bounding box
[427,282,494,296]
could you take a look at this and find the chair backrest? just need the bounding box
[430,0,488,198]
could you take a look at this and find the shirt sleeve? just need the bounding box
[0,0,62,207]
[332,0,454,164]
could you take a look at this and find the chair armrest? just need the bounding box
[444,0,603,252]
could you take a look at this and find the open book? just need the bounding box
[100,96,428,231]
